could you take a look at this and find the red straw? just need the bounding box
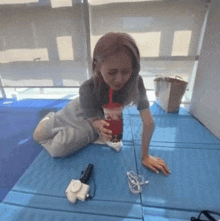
[109,87,113,104]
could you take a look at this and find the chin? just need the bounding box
[112,86,122,91]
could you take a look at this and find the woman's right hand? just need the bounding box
[92,119,112,141]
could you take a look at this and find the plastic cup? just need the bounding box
[103,103,123,143]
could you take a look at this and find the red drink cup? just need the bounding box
[103,87,123,143]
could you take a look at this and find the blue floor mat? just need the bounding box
[142,207,207,221]
[0,99,69,109]
[134,144,220,212]
[128,102,190,116]
[1,145,143,220]
[0,109,43,201]
[0,101,220,220]
[122,115,133,141]
[11,144,140,203]
[0,203,142,221]
[0,105,133,202]
[131,115,220,148]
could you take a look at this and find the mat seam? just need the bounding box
[8,189,142,205]
[129,112,144,210]
[134,144,220,151]
[1,201,142,220]
[142,204,213,214]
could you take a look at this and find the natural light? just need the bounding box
[130,32,161,57]
[0,49,49,63]
[89,0,163,5]
[0,0,38,4]
[56,36,74,61]
[50,0,73,8]
[172,31,192,56]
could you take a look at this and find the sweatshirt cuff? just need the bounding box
[137,99,150,111]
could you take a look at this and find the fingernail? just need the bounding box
[169,170,171,174]
[156,171,159,174]
[109,130,112,134]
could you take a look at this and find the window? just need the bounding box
[0,0,208,103]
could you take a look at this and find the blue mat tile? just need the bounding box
[2,191,142,219]
[135,144,220,211]
[0,203,142,221]
[123,107,130,115]
[0,143,143,220]
[127,102,190,116]
[0,99,69,109]
[0,107,133,202]
[0,110,43,201]
[130,115,220,146]
[143,207,208,221]
[0,110,40,139]
[122,115,133,142]
[134,140,220,150]
[11,144,140,204]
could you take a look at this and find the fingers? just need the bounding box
[149,165,160,174]
[101,120,112,135]
[100,120,112,141]
[156,158,171,175]
[101,132,112,141]
[101,120,109,127]
[155,165,168,176]
[143,155,171,176]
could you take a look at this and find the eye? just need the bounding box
[122,70,131,75]
[108,72,117,76]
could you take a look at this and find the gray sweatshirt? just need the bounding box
[36,76,149,157]
[79,75,149,121]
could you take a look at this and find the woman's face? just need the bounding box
[99,52,133,91]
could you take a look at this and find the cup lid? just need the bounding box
[103,102,122,109]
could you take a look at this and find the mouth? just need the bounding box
[113,84,123,89]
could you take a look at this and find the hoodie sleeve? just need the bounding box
[137,76,150,111]
[79,79,104,122]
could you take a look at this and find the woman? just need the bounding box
[33,32,171,176]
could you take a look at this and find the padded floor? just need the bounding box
[134,144,220,211]
[131,115,219,148]
[2,145,143,219]
[0,203,142,221]
[11,144,140,203]
[0,109,43,201]
[0,100,219,220]
[0,98,69,109]
[142,207,210,221]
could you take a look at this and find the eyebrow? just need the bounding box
[108,68,131,71]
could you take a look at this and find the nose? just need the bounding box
[115,73,123,84]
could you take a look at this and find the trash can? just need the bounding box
[154,76,188,113]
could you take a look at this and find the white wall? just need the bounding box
[190,0,220,140]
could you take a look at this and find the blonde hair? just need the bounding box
[92,32,141,107]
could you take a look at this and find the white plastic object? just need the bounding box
[66,191,77,203]
[70,180,82,193]
[105,140,123,152]
[65,179,90,203]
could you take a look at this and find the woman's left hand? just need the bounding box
[142,155,171,176]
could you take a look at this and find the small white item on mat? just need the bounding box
[93,137,123,152]
[105,140,123,152]
[65,179,90,203]
[127,171,149,194]
[93,137,106,145]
